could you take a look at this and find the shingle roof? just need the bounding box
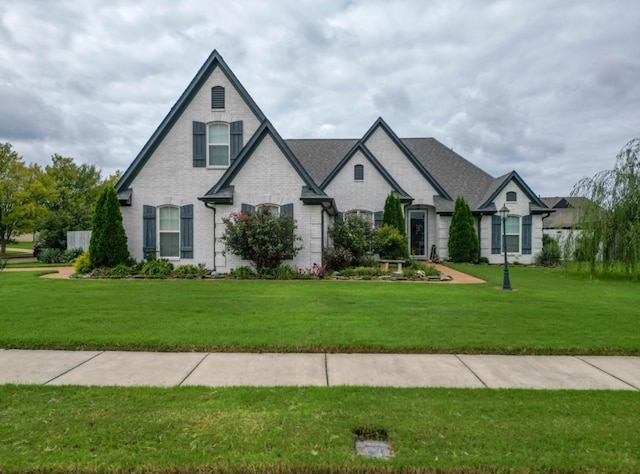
[285,139,358,185]
[402,138,495,211]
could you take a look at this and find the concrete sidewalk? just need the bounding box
[0,349,638,390]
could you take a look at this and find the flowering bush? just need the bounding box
[221,208,302,275]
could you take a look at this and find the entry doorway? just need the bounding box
[409,210,427,257]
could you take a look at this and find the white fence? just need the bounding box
[67,231,92,251]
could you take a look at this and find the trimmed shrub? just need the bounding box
[89,186,129,269]
[448,196,479,263]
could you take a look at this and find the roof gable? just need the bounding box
[478,171,548,213]
[361,118,452,200]
[116,50,266,192]
[319,142,412,201]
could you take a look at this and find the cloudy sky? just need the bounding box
[1,0,638,196]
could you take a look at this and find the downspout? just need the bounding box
[204,202,217,273]
[476,214,482,261]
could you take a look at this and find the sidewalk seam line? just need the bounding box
[574,356,639,391]
[324,353,330,386]
[44,351,105,385]
[455,354,487,388]
[178,353,210,386]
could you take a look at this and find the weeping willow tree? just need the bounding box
[570,138,640,279]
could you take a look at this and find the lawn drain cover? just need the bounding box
[354,439,394,459]
[352,427,393,459]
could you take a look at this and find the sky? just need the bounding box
[1,0,638,197]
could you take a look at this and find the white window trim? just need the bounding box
[504,215,521,254]
[207,122,230,169]
[158,205,180,260]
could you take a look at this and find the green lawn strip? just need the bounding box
[1,267,638,354]
[1,385,638,473]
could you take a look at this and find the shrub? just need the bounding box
[536,235,562,267]
[324,246,354,271]
[103,263,133,279]
[74,252,92,274]
[231,266,256,279]
[221,208,302,276]
[357,254,379,268]
[339,266,385,277]
[263,265,296,280]
[377,224,409,259]
[382,192,406,238]
[173,264,206,279]
[89,186,129,269]
[448,196,479,263]
[403,260,439,278]
[38,248,65,263]
[141,259,174,278]
[327,215,377,268]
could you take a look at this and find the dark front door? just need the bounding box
[409,210,427,257]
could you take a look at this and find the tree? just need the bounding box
[382,192,406,237]
[89,186,130,268]
[0,143,53,255]
[447,196,479,263]
[221,207,302,275]
[571,138,640,279]
[37,154,103,249]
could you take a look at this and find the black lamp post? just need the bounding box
[499,204,512,290]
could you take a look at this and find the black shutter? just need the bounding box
[230,120,243,162]
[374,211,383,228]
[241,203,255,214]
[180,204,194,259]
[491,214,501,254]
[522,215,532,255]
[193,121,206,167]
[143,205,156,257]
[337,212,344,222]
[281,203,294,217]
[211,86,225,109]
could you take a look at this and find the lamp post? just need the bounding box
[499,204,512,290]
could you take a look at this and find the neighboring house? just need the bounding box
[115,50,549,270]
[541,196,590,256]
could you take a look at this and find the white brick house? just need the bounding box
[115,50,550,270]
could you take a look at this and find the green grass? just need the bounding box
[0,265,638,354]
[1,385,638,473]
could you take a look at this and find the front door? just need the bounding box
[409,210,427,257]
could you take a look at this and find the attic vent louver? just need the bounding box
[211,86,225,109]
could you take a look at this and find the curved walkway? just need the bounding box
[0,349,638,390]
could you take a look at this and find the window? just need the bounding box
[208,123,229,167]
[159,206,180,258]
[257,203,279,215]
[504,215,520,253]
[211,86,225,109]
[354,164,364,181]
[506,191,517,202]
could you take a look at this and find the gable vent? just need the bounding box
[211,86,225,109]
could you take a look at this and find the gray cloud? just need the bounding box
[0,0,638,196]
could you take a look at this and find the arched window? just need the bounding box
[159,206,180,258]
[208,122,229,167]
[506,191,517,202]
[256,203,279,216]
[354,164,364,181]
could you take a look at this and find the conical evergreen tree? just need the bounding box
[89,186,129,268]
[448,196,479,262]
[382,192,406,236]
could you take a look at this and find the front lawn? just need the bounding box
[1,385,638,473]
[0,265,638,354]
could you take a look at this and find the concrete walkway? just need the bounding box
[1,349,638,390]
